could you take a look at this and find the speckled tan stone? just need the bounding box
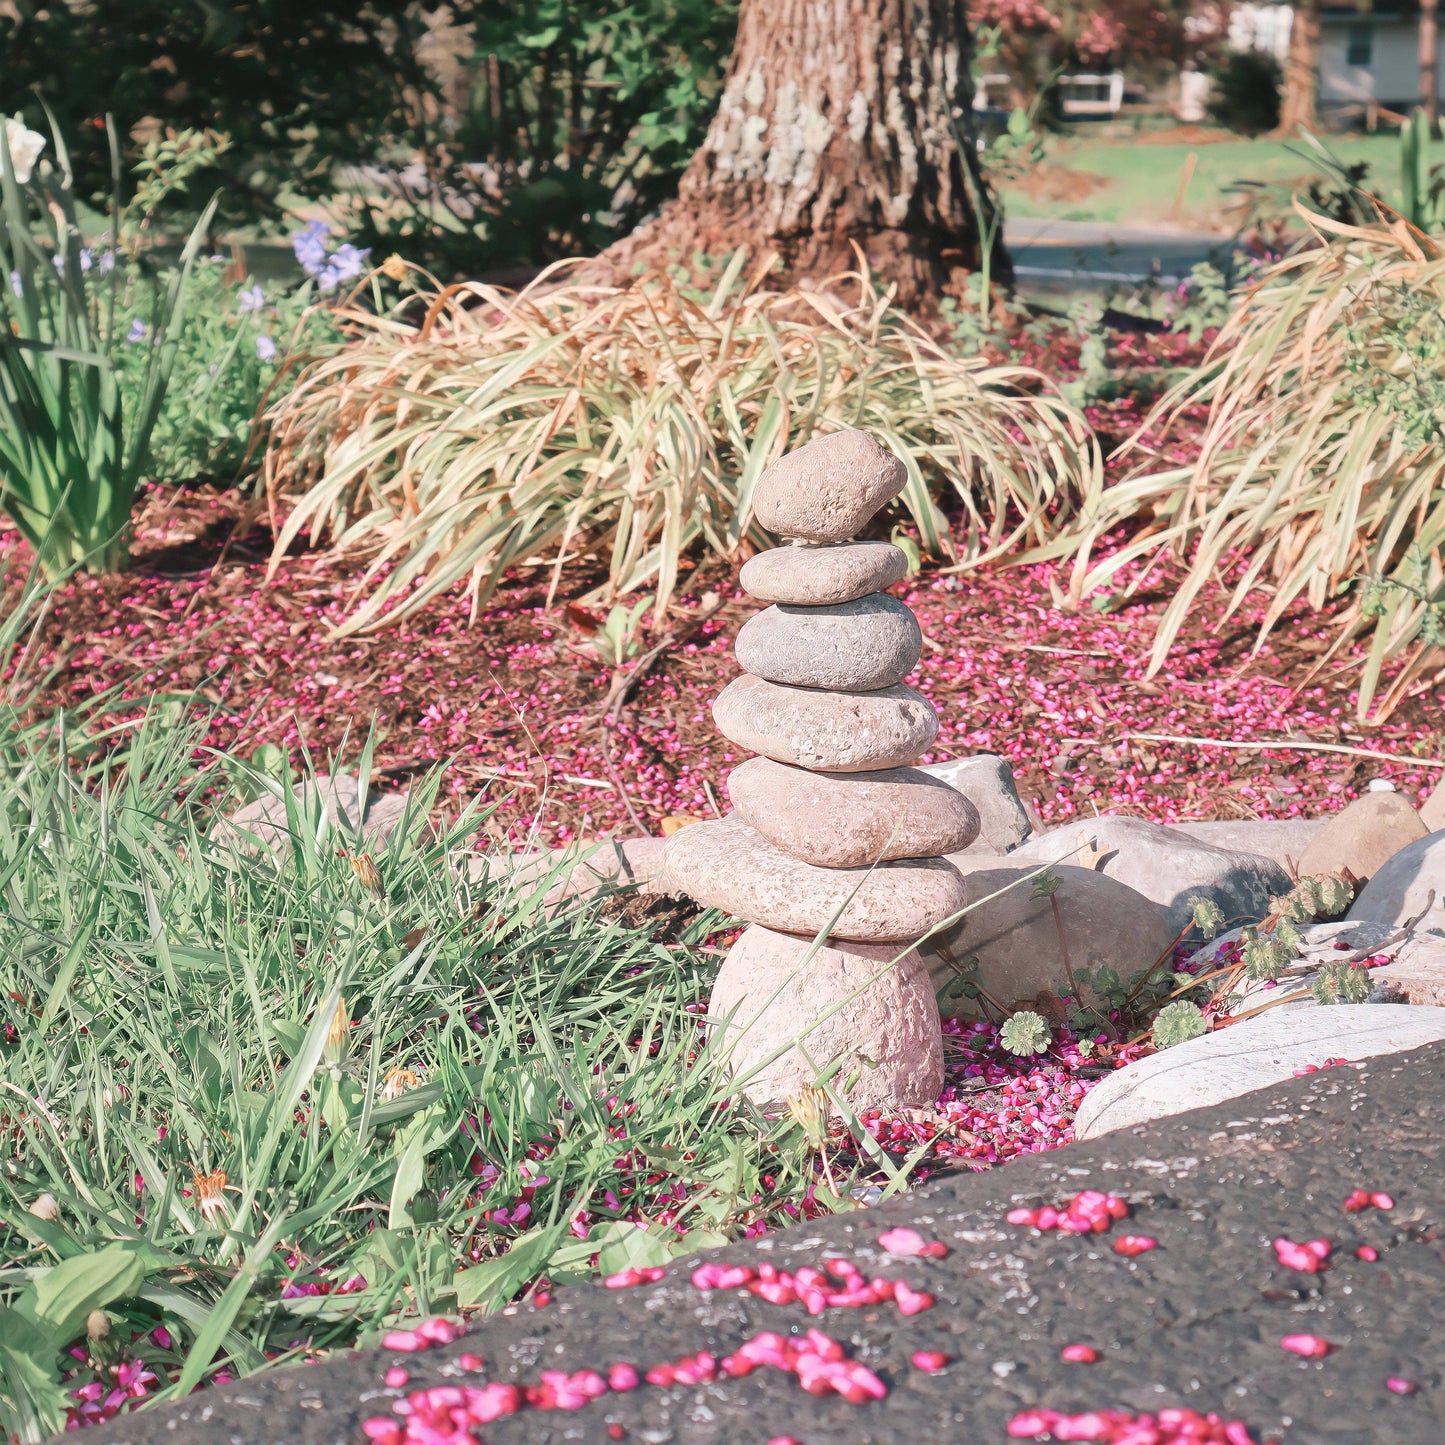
[709,924,944,1109]
[752,430,908,543]
[739,541,909,606]
[712,674,937,773]
[658,815,966,940]
[734,593,922,691]
[727,756,978,867]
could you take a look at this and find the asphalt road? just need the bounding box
[1004,217,1236,290]
[85,1040,1445,1444]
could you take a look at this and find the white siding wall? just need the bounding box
[1321,21,1441,107]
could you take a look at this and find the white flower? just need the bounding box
[5,117,45,185]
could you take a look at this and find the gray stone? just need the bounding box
[1347,828,1445,934]
[1009,815,1292,935]
[657,815,967,941]
[739,541,909,607]
[918,755,1033,855]
[461,837,667,904]
[1166,817,1324,871]
[214,772,419,856]
[1073,1004,1445,1140]
[726,757,979,868]
[922,865,1176,1019]
[1296,792,1428,884]
[1420,775,1445,833]
[713,675,937,773]
[734,594,922,692]
[710,924,944,1110]
[752,430,907,543]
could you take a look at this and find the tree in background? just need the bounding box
[1278,0,1321,134]
[597,0,1009,309]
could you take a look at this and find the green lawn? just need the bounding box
[1001,128,1445,228]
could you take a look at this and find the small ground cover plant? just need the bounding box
[264,252,1102,633]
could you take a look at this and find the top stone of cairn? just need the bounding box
[753,429,908,544]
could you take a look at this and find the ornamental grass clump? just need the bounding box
[1054,207,1445,719]
[264,253,1100,633]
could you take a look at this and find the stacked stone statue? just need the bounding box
[659,430,980,1111]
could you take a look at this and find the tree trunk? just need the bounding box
[597,0,1010,309]
[1423,0,1440,130]
[1278,0,1321,135]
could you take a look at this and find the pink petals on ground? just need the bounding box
[383,1366,409,1388]
[1272,1237,1331,1273]
[603,1266,665,1288]
[691,1256,931,1317]
[1280,1333,1332,1358]
[1007,1190,1130,1235]
[1007,1406,1279,1443]
[1355,1245,1378,1262]
[878,1226,948,1258]
[1343,1188,1394,1212]
[1385,1376,1418,1395]
[1061,1344,1100,1363]
[1113,1235,1158,1258]
[381,1317,462,1353]
[911,1350,950,1372]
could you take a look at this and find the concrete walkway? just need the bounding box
[87,1042,1444,1443]
[1004,217,1236,289]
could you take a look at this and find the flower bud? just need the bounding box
[86,1309,111,1342]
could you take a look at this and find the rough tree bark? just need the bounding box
[598,0,1010,308]
[1278,0,1321,135]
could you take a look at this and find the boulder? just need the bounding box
[657,815,967,941]
[1166,817,1323,871]
[921,865,1176,1019]
[214,772,419,856]
[1420,775,1445,833]
[1008,815,1291,935]
[1073,1004,1445,1140]
[1295,793,1428,884]
[917,754,1033,856]
[739,541,909,607]
[726,757,978,868]
[752,430,907,544]
[1346,828,1445,934]
[713,675,937,773]
[734,594,922,692]
[709,924,943,1110]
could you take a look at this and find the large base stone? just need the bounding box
[709,924,944,1110]
[713,674,937,773]
[726,756,978,868]
[657,815,967,941]
[921,865,1176,1019]
[1073,1004,1445,1140]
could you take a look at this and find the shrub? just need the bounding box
[264,255,1102,633]
[1208,50,1281,136]
[0,114,214,574]
[1054,214,1445,720]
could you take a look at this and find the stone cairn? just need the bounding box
[658,430,980,1111]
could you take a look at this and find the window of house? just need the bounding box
[1347,25,1373,67]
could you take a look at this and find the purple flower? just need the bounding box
[79,248,92,273]
[97,250,115,276]
[329,242,370,284]
[8,270,21,297]
[255,334,277,362]
[291,220,329,278]
[127,318,147,342]
[237,281,265,313]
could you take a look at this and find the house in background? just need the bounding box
[1230,2,1442,117]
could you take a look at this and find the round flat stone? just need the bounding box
[657,815,967,941]
[713,675,937,773]
[753,430,907,543]
[709,924,943,1110]
[734,593,922,691]
[727,756,978,867]
[739,541,909,606]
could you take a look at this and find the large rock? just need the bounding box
[1008,815,1291,935]
[726,757,978,868]
[1167,817,1323,871]
[734,594,922,692]
[657,815,967,941]
[752,430,907,544]
[713,675,937,773]
[1295,792,1428,884]
[921,866,1176,1019]
[739,541,908,607]
[460,837,667,903]
[213,772,418,856]
[1420,775,1445,833]
[1347,828,1445,934]
[918,755,1032,856]
[709,924,943,1110]
[1073,1004,1445,1140]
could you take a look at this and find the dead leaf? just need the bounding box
[660,814,703,837]
[1076,830,1109,870]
